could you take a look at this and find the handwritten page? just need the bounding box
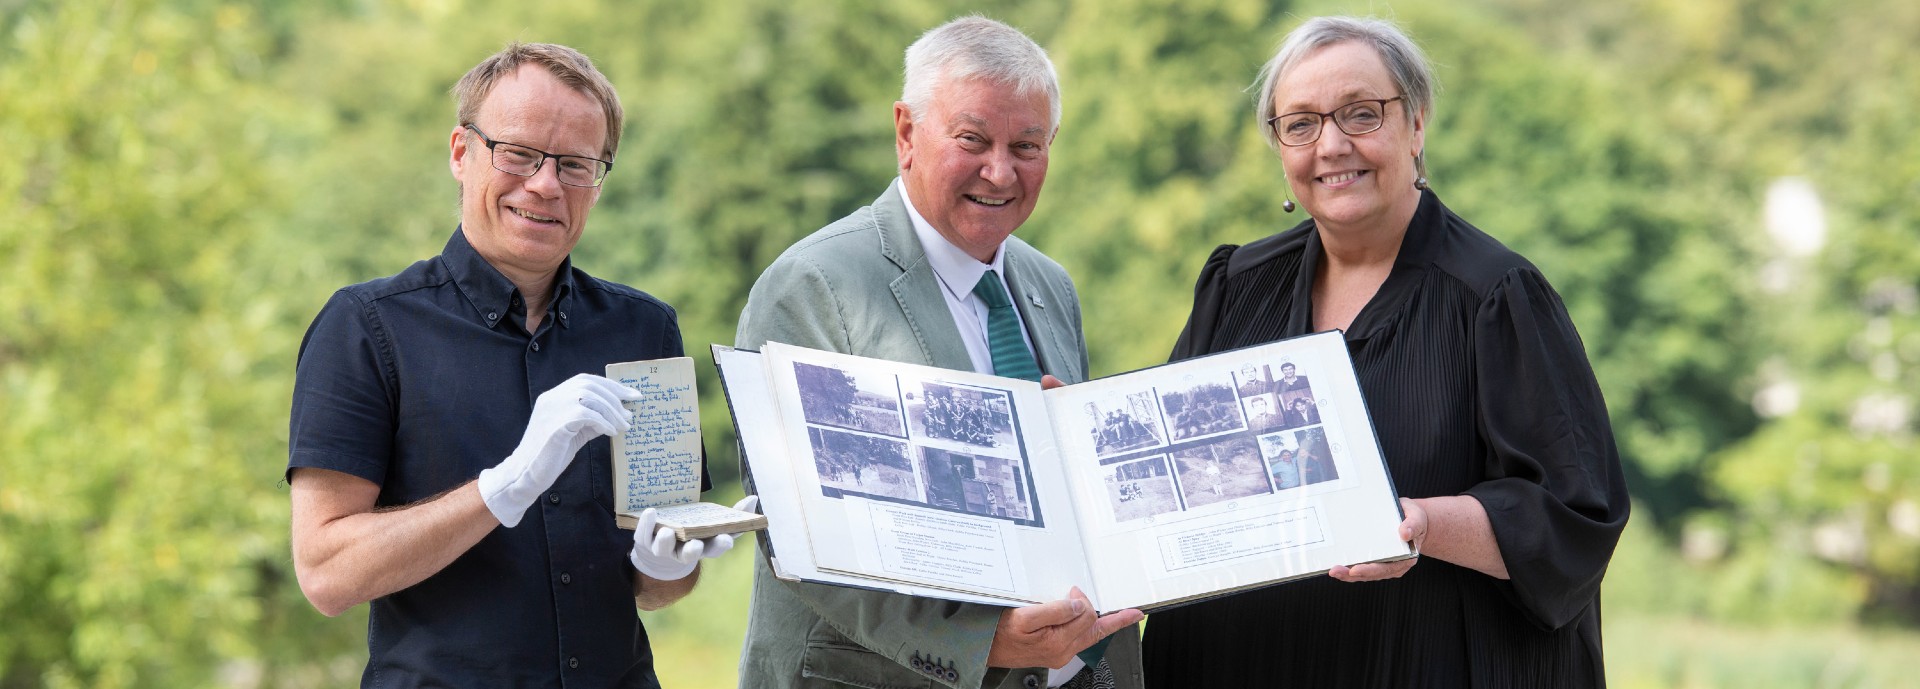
[606,358,703,515]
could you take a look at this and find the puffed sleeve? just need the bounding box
[1169,243,1241,361]
[287,289,396,485]
[1462,267,1629,631]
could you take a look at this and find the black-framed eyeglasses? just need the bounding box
[462,123,613,188]
[1267,96,1405,147]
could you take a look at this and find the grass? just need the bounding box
[643,529,1920,689]
[1605,614,1920,689]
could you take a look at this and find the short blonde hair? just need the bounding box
[453,42,624,160]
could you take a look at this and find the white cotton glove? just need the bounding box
[479,374,640,528]
[629,495,760,581]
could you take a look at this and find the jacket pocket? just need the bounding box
[799,637,935,689]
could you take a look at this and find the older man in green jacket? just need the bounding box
[734,16,1144,689]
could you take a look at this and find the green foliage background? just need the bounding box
[2,0,1916,687]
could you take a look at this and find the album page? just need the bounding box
[1043,331,1412,612]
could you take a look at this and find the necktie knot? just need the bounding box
[972,272,1013,309]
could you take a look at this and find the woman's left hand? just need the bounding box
[1328,497,1426,582]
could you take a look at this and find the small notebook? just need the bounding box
[606,357,765,540]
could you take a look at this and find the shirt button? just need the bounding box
[560,573,572,585]
[559,311,568,321]
[530,342,541,352]
[567,656,578,669]
[548,492,561,505]
[485,311,499,322]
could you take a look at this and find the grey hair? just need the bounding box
[901,16,1061,130]
[1253,17,1435,177]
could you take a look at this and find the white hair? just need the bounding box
[901,16,1061,129]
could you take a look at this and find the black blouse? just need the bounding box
[1140,191,1629,688]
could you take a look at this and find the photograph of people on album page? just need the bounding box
[713,330,1412,613]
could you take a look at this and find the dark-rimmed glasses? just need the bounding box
[462,123,613,188]
[1267,96,1405,147]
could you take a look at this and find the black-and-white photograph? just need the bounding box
[1169,437,1271,509]
[1082,391,1166,458]
[1258,433,1303,491]
[1273,361,1315,412]
[904,381,1016,449]
[793,361,906,437]
[809,426,920,502]
[916,446,1035,522]
[1283,395,1323,430]
[1105,455,1180,522]
[1236,363,1276,398]
[1241,392,1287,434]
[1159,374,1248,443]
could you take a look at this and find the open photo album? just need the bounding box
[712,331,1411,613]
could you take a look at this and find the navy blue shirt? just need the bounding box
[289,228,706,688]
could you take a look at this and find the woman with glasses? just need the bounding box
[1140,17,1629,688]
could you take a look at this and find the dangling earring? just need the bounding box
[1413,151,1430,191]
[1282,175,1297,213]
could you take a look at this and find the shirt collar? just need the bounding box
[898,177,1006,303]
[1295,189,1445,342]
[443,226,577,330]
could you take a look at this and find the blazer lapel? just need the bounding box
[1003,243,1084,383]
[875,181,973,371]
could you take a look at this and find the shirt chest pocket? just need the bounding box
[581,437,618,514]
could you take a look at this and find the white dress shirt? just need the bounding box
[899,180,1039,377]
[898,180,1087,685]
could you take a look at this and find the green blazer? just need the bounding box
[735,181,1143,689]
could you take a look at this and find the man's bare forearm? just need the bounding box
[291,468,501,616]
[634,566,699,611]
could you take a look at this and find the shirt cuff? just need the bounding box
[1047,657,1087,687]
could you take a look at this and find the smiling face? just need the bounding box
[1274,41,1425,234]
[449,64,607,281]
[896,77,1055,263]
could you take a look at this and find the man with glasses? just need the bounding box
[287,43,746,688]
[735,17,1143,689]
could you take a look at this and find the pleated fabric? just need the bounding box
[1141,190,1629,688]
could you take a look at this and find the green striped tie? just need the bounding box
[971,270,1043,381]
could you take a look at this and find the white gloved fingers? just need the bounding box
[675,537,706,564]
[649,523,681,559]
[630,509,699,581]
[702,533,736,560]
[732,495,760,514]
[571,392,630,437]
[633,508,660,538]
[485,375,644,529]
[574,373,644,403]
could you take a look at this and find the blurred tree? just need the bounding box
[4,0,1920,687]
[0,1,363,686]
